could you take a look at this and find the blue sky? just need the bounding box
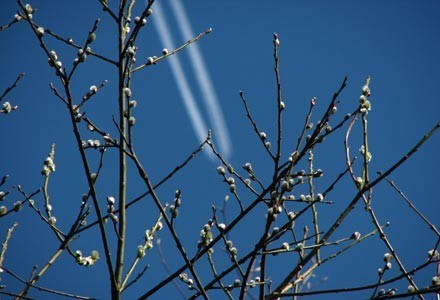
[1,1,439,299]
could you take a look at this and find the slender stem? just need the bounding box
[155,239,187,299]
[4,267,95,299]
[384,177,440,236]
[0,223,18,268]
[308,150,320,263]
[131,28,213,73]
[239,91,275,160]
[207,252,234,300]
[273,32,283,168]
[17,247,63,298]
[0,73,24,102]
[115,9,128,296]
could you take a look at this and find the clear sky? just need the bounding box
[0,1,439,299]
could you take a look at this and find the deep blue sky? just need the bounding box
[1,1,439,299]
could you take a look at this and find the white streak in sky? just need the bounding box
[169,0,232,160]
[153,3,213,159]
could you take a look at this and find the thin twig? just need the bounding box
[383,176,440,236]
[97,0,118,22]
[154,238,187,299]
[3,267,96,299]
[131,28,213,73]
[0,73,25,103]
[239,91,275,160]
[0,223,19,270]
[207,251,234,300]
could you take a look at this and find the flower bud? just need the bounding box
[91,250,100,260]
[129,116,136,126]
[127,46,136,57]
[87,32,96,43]
[123,87,132,97]
[384,253,393,263]
[243,162,253,172]
[362,85,370,96]
[216,166,226,175]
[279,101,285,110]
[36,27,45,37]
[107,196,115,205]
[137,245,145,258]
[129,100,137,108]
[428,249,439,259]
[13,201,22,212]
[218,223,226,231]
[79,53,87,63]
[90,85,98,93]
[281,180,289,192]
[351,231,361,240]
[25,4,34,14]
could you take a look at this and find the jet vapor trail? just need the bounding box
[169,0,232,160]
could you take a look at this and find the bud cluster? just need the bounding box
[359,145,372,163]
[106,196,118,223]
[140,217,164,255]
[169,189,181,219]
[225,239,238,260]
[41,148,56,176]
[1,101,18,114]
[74,249,100,267]
[199,220,214,248]
[216,165,238,193]
[359,76,372,114]
[178,273,194,290]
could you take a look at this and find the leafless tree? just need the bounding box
[1,1,439,299]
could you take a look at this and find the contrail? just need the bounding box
[169,0,232,160]
[153,3,214,159]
